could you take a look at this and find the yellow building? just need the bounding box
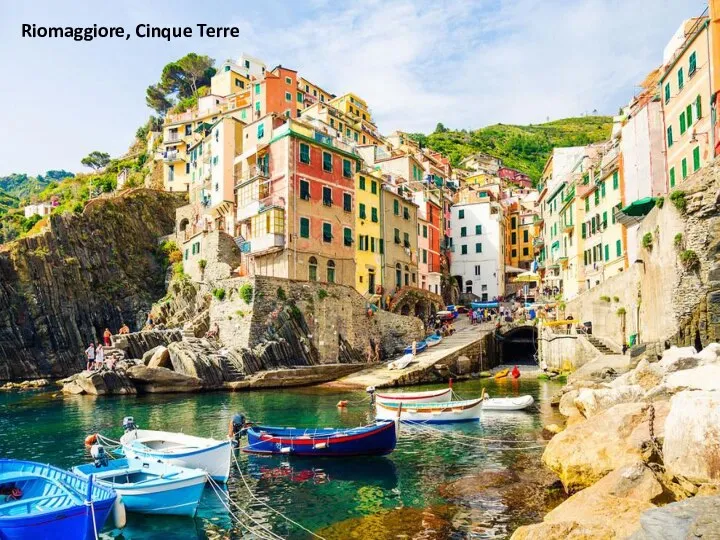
[354,170,383,295]
[660,17,712,188]
[329,93,384,146]
[505,205,535,271]
[297,77,335,111]
[210,63,251,97]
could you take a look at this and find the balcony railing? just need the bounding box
[246,233,285,254]
[164,133,181,144]
[234,166,269,189]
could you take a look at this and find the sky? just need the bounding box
[0,0,704,176]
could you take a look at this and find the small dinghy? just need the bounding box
[243,420,397,457]
[119,418,232,482]
[425,335,442,347]
[388,354,414,370]
[374,387,452,405]
[403,341,427,355]
[0,459,117,540]
[482,395,535,411]
[73,449,207,516]
[494,368,510,379]
[376,399,483,424]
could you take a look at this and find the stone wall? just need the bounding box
[539,328,599,371]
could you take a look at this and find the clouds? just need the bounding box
[0,0,701,175]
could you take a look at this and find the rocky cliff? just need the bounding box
[0,189,185,380]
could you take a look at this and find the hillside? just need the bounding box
[410,116,613,182]
[0,189,19,217]
[0,170,74,201]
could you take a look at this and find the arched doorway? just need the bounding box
[368,268,376,294]
[400,304,410,316]
[308,257,318,281]
[178,218,190,235]
[500,326,538,365]
[395,264,402,289]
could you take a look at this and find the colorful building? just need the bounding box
[380,178,419,297]
[297,77,335,112]
[354,169,383,295]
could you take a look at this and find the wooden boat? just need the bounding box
[72,457,206,516]
[387,354,414,370]
[425,335,442,347]
[494,368,510,379]
[0,459,117,540]
[375,387,452,405]
[243,420,397,457]
[403,341,428,355]
[376,399,484,424]
[120,419,232,482]
[482,395,535,411]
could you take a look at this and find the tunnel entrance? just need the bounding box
[500,326,538,365]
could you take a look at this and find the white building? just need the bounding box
[23,203,53,218]
[450,201,505,302]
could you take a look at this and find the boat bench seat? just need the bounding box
[0,494,70,514]
[0,472,37,484]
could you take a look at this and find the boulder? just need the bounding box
[611,359,664,391]
[658,346,697,372]
[126,365,203,393]
[543,402,659,491]
[663,391,720,485]
[558,390,580,417]
[568,354,630,385]
[629,495,720,539]
[543,462,662,538]
[147,346,171,369]
[142,345,165,365]
[694,342,720,364]
[664,365,720,392]
[574,385,645,418]
[61,370,136,395]
[167,340,237,387]
[510,521,613,539]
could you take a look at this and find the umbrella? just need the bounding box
[513,271,540,283]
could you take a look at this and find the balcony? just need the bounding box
[237,196,282,222]
[164,133,182,144]
[234,166,269,190]
[533,237,545,247]
[156,150,184,163]
[245,233,285,254]
[563,222,575,233]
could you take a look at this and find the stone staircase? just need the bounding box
[103,346,126,365]
[586,335,621,355]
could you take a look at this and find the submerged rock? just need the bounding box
[1,379,50,390]
[438,469,520,500]
[511,520,613,539]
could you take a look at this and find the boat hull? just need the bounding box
[482,395,535,411]
[376,399,483,424]
[375,387,452,405]
[243,420,397,457]
[0,460,115,540]
[403,341,427,355]
[120,430,232,483]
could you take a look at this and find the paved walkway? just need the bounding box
[330,319,495,389]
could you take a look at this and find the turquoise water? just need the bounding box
[0,378,564,539]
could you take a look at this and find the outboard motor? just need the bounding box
[122,416,137,433]
[91,444,109,468]
[229,413,247,448]
[366,386,376,405]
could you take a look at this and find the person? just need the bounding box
[374,341,381,363]
[145,313,154,330]
[228,413,248,449]
[103,328,112,347]
[470,310,476,325]
[95,344,104,370]
[566,314,574,335]
[85,342,95,371]
[411,340,417,358]
[119,323,130,335]
[511,365,521,379]
[366,343,374,363]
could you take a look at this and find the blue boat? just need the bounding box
[403,341,427,355]
[72,457,207,516]
[0,459,116,540]
[243,420,397,457]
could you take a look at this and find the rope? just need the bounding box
[84,500,99,540]
[232,450,326,540]
[206,474,283,540]
[403,420,547,450]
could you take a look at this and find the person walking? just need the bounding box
[374,341,381,363]
[95,343,104,370]
[85,343,95,371]
[470,310,476,325]
[411,340,417,358]
[103,328,112,347]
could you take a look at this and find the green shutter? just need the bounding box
[323,152,332,171]
[689,52,697,75]
[300,217,309,238]
[393,200,399,215]
[581,223,586,238]
[371,207,378,222]
[585,198,590,212]
[604,244,609,261]
[669,167,676,188]
[667,126,673,147]
[299,143,310,164]
[343,159,352,178]
[679,112,686,135]
[613,171,619,189]
[682,158,688,179]
[693,147,701,171]
[322,222,331,241]
[600,181,606,198]
[696,95,702,119]
[359,176,366,190]
[344,228,352,246]
[686,104,693,126]
[359,203,366,219]
[678,67,684,90]
[371,181,377,194]
[664,83,670,103]
[616,239,622,257]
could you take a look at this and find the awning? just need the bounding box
[505,265,525,274]
[513,271,541,283]
[621,197,656,217]
[470,302,499,309]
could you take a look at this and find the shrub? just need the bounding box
[168,250,183,264]
[679,250,700,271]
[655,197,664,209]
[318,289,328,301]
[198,259,207,270]
[212,288,226,301]
[600,295,611,302]
[172,262,184,276]
[616,307,627,316]
[613,296,619,302]
[670,190,687,214]
[239,283,253,304]
[642,232,653,250]
[673,233,683,249]
[277,286,287,301]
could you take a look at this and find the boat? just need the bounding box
[119,418,232,482]
[425,334,442,347]
[376,398,484,424]
[72,456,207,516]
[375,387,452,405]
[482,395,535,411]
[403,341,427,355]
[243,420,397,456]
[494,368,510,379]
[387,354,414,370]
[0,459,116,540]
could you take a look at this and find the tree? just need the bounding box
[434,122,448,134]
[81,151,110,171]
[159,53,215,99]
[146,85,172,116]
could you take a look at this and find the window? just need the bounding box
[585,198,590,212]
[664,83,671,104]
[371,238,376,252]
[323,186,332,206]
[602,211,608,228]
[358,235,366,250]
[616,239,622,257]
[422,249,427,263]
[284,92,292,102]
[184,124,192,136]
[594,190,600,206]
[379,239,384,254]
[696,95,702,119]
[342,159,352,178]
[511,217,517,229]
[581,223,586,238]
[343,193,352,212]
[322,223,332,242]
[393,200,399,215]
[604,244,609,261]
[461,245,468,255]
[394,228,401,244]
[343,228,352,247]
[460,226,467,237]
[327,260,335,283]
[682,158,688,179]
[322,152,332,172]
[523,247,529,256]
[689,51,697,76]
[257,123,265,139]
[299,217,310,238]
[667,126,674,147]
[371,207,378,222]
[686,104,693,127]
[693,146,701,172]
[403,207,410,220]
[359,203,366,219]
[254,83,261,94]
[458,209,465,219]
[403,232,410,248]
[255,101,260,112]
[669,167,676,188]
[600,181,606,198]
[235,78,244,88]
[371,181,377,194]
[474,265,481,276]
[358,176,366,190]
[511,232,517,244]
[523,230,529,242]
[300,179,310,200]
[295,143,310,165]
[678,67,684,91]
[297,92,303,103]
[613,171,619,189]
[422,225,428,238]
[475,243,482,253]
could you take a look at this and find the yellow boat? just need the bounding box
[494,368,510,379]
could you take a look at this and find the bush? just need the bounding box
[276,286,287,301]
[655,197,664,209]
[616,307,627,316]
[212,288,226,301]
[168,250,183,264]
[239,283,253,304]
[679,250,700,271]
[318,289,328,301]
[600,295,611,302]
[198,259,207,270]
[642,232,653,250]
[613,296,619,302]
[673,233,683,249]
[172,262,184,276]
[670,190,687,214]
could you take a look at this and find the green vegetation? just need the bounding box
[642,233,653,250]
[655,197,664,209]
[198,259,207,271]
[239,283,254,304]
[600,295,611,302]
[409,116,613,182]
[212,288,226,301]
[674,233,683,249]
[146,53,216,116]
[80,151,110,171]
[613,296,620,302]
[616,307,627,316]
[679,250,700,271]
[670,190,687,214]
[276,286,287,301]
[317,289,328,301]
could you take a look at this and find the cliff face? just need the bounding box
[0,189,185,380]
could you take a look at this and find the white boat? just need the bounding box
[120,419,232,482]
[425,335,442,347]
[376,398,483,424]
[387,354,414,370]
[482,395,535,411]
[375,387,452,405]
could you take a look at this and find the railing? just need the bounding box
[164,133,181,144]
[245,233,285,254]
[234,166,269,189]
